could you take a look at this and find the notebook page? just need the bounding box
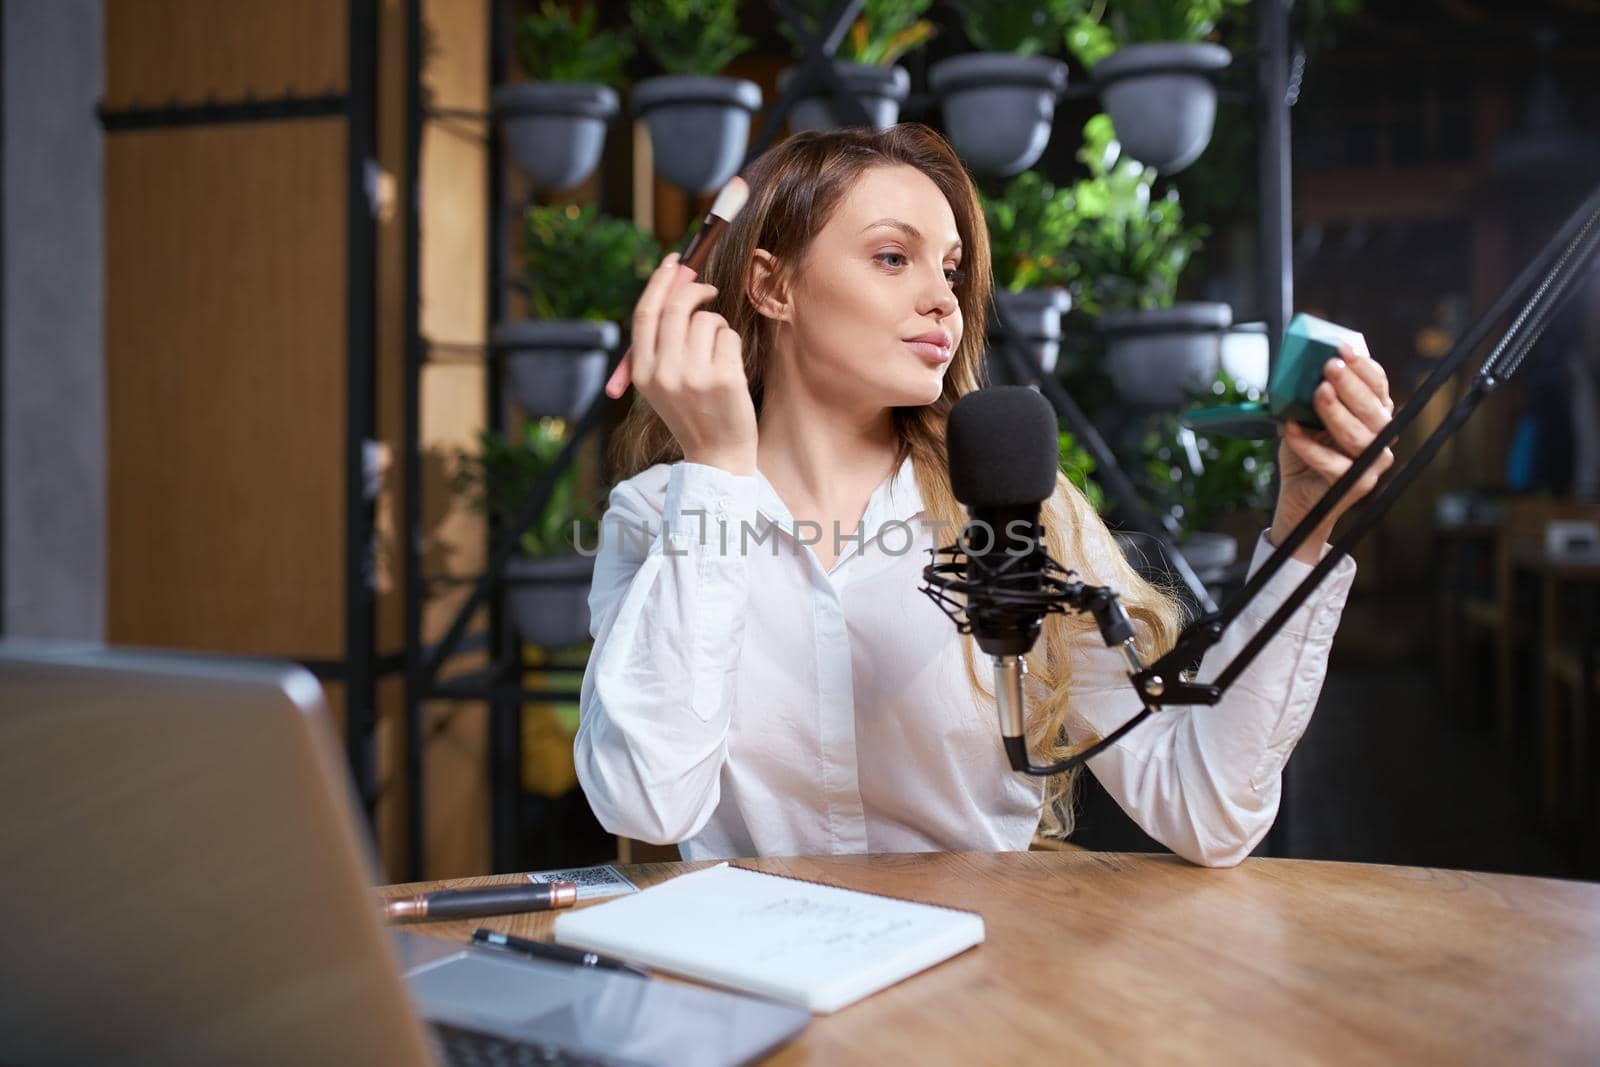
[552,863,985,1013]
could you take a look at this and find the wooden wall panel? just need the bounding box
[419,4,487,347]
[105,122,347,656]
[104,0,346,107]
[417,0,492,878]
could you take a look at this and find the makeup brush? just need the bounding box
[604,174,750,399]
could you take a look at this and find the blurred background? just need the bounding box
[3,0,1598,884]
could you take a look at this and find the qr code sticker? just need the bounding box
[527,864,640,901]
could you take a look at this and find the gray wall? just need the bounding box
[2,0,105,639]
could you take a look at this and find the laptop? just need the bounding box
[0,640,809,1067]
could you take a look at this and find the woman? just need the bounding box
[574,124,1393,867]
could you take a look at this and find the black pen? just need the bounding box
[471,927,651,980]
[383,882,578,921]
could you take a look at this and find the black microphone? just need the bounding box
[947,388,1062,766]
[925,387,1143,775]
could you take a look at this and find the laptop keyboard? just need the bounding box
[430,1021,640,1067]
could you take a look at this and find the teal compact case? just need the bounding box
[1181,313,1366,439]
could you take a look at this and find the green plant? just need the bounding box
[518,203,662,323]
[1108,0,1250,45]
[1065,17,1118,69]
[981,170,1078,293]
[628,0,753,76]
[1064,114,1207,316]
[1059,428,1105,512]
[514,1,635,86]
[453,419,601,559]
[1141,370,1275,536]
[954,0,1090,56]
[778,0,935,66]
[1065,0,1251,68]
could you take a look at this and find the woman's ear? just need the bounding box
[746,248,792,323]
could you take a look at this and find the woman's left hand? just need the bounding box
[1270,341,1396,562]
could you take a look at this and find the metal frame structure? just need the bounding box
[96,93,347,132]
[400,0,1302,876]
[96,0,391,828]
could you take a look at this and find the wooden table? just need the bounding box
[381,851,1600,1064]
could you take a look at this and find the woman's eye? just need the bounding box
[876,252,965,285]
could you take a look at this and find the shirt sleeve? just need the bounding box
[1063,529,1357,867]
[573,462,759,845]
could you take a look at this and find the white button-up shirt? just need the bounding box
[575,458,1355,867]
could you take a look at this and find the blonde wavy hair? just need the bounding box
[612,123,1183,839]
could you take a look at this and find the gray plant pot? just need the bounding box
[927,54,1069,176]
[1220,321,1270,393]
[492,320,619,420]
[988,287,1072,384]
[1101,302,1232,409]
[777,61,909,132]
[1181,531,1238,583]
[491,81,619,190]
[632,75,762,197]
[505,553,595,651]
[1094,43,1231,174]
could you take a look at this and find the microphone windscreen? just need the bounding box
[946,387,1059,507]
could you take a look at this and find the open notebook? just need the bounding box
[551,863,985,1014]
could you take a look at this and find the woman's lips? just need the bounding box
[906,340,952,365]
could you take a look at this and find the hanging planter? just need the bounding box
[490,82,618,191]
[1093,43,1230,173]
[777,61,910,132]
[625,0,759,195]
[497,2,633,189]
[987,287,1072,384]
[928,54,1069,176]
[774,0,930,132]
[511,202,657,417]
[1102,302,1232,409]
[505,553,596,652]
[632,76,762,196]
[456,417,604,653]
[492,320,618,420]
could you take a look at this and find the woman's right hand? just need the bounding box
[626,252,758,476]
